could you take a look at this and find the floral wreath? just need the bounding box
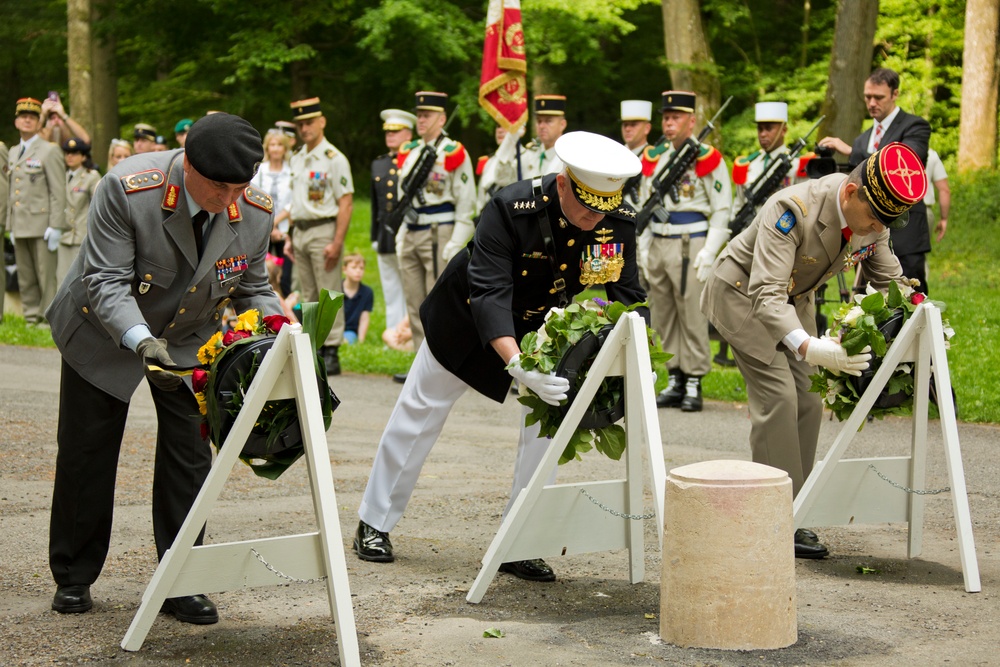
[192,290,343,479]
[511,297,671,464]
[809,281,953,424]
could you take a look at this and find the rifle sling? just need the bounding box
[533,177,570,307]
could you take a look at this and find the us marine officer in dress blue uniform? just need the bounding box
[354,132,647,584]
[45,113,281,625]
[701,142,926,558]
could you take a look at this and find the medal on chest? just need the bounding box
[579,228,624,286]
[307,171,327,201]
[843,242,876,271]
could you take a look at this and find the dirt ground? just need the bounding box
[1,344,997,666]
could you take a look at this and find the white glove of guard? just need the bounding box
[693,227,731,283]
[507,354,570,406]
[44,227,63,252]
[804,337,872,377]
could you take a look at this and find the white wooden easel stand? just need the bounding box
[121,324,361,666]
[467,312,667,603]
[794,302,980,592]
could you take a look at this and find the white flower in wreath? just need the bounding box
[825,377,845,405]
[841,305,866,327]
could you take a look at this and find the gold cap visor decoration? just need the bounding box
[381,107,417,131]
[555,131,642,214]
[862,141,927,229]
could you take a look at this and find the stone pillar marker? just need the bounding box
[660,459,796,650]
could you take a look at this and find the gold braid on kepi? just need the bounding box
[568,167,622,212]
[861,141,927,229]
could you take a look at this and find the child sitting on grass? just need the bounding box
[342,253,374,344]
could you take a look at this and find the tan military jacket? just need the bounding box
[701,173,906,365]
[63,167,101,245]
[289,136,353,222]
[6,136,67,237]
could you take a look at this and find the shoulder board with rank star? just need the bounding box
[226,201,243,223]
[476,155,489,176]
[510,198,539,212]
[796,152,816,179]
[122,168,165,194]
[615,206,637,220]
[442,141,467,172]
[641,143,668,177]
[695,145,723,178]
[325,148,337,159]
[243,186,274,213]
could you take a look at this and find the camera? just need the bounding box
[806,145,852,178]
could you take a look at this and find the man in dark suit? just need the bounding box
[45,113,281,624]
[818,67,932,293]
[352,132,647,583]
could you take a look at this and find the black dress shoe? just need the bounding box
[713,353,736,367]
[392,373,407,384]
[498,559,556,582]
[322,345,341,376]
[354,521,394,562]
[656,370,685,408]
[680,376,703,412]
[161,594,219,624]
[794,528,829,559]
[52,584,93,614]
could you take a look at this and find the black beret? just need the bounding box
[185,113,263,183]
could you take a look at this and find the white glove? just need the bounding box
[44,227,63,252]
[507,354,570,406]
[804,337,872,377]
[694,227,730,283]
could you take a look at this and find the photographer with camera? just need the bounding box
[818,68,932,293]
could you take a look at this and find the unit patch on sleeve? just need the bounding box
[775,210,796,235]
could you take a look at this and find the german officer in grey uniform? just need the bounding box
[353,132,647,583]
[701,142,926,558]
[45,113,280,624]
[57,138,101,285]
[6,97,67,324]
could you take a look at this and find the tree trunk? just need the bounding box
[817,0,879,152]
[67,0,94,136]
[91,0,118,165]
[958,0,1000,172]
[661,0,722,144]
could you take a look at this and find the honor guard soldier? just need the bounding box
[394,91,475,354]
[371,108,416,331]
[523,94,568,176]
[620,100,655,288]
[353,131,647,583]
[7,97,67,325]
[288,96,355,374]
[701,142,925,558]
[45,113,281,624]
[643,91,732,412]
[57,138,101,285]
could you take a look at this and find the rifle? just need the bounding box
[635,97,732,235]
[383,111,460,240]
[621,134,663,205]
[728,115,824,236]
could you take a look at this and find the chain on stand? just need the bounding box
[868,464,951,495]
[580,488,655,520]
[250,548,327,584]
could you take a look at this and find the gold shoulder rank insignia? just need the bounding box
[243,186,274,213]
[325,148,336,159]
[615,207,636,219]
[511,199,537,211]
[122,169,165,194]
[790,195,808,218]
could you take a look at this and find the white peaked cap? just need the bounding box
[755,102,788,123]
[555,131,642,213]
[620,100,653,121]
[380,108,417,131]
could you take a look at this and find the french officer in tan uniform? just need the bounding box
[701,142,926,558]
[0,139,8,321]
[57,138,101,285]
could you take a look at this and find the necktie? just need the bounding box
[192,210,208,257]
[18,144,25,159]
[539,150,546,172]
[763,153,771,169]
[873,123,883,150]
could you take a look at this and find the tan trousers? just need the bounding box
[398,224,450,350]
[730,344,823,496]
[291,221,345,347]
[14,237,57,324]
[646,234,710,377]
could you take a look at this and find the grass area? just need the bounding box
[4,179,999,422]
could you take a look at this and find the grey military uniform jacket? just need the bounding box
[5,136,66,237]
[702,173,905,366]
[46,149,281,402]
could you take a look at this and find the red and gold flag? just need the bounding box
[479,0,528,131]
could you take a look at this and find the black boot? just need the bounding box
[713,341,736,367]
[322,345,341,376]
[656,369,685,408]
[680,376,703,412]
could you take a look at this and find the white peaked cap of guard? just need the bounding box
[556,131,642,192]
[620,100,653,121]
[755,102,788,123]
[380,108,417,130]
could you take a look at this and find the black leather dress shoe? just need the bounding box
[354,521,394,562]
[52,584,93,613]
[322,346,341,376]
[392,372,407,384]
[794,528,829,559]
[680,376,703,412]
[161,594,219,624]
[498,559,556,582]
[656,370,685,408]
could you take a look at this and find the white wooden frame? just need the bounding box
[121,324,361,666]
[794,302,980,592]
[467,312,667,603]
